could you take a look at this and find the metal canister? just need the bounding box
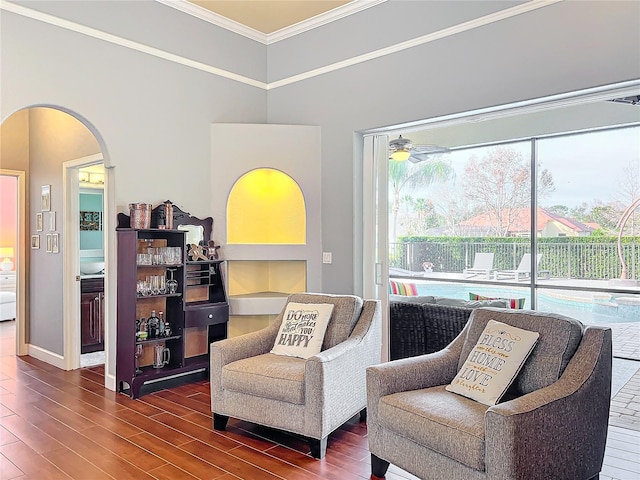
[129,203,152,229]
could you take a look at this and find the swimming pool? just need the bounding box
[414,282,640,324]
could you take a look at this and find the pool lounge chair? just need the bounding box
[494,253,549,281]
[462,252,495,279]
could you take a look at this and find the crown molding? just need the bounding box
[0,0,267,89]
[156,0,385,45]
[265,0,386,45]
[1,0,563,91]
[267,0,563,90]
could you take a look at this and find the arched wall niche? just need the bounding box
[226,167,306,245]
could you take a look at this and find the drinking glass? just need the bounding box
[166,269,178,294]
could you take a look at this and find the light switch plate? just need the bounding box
[322,252,332,264]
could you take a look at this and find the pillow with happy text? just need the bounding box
[271,302,334,359]
[446,320,539,405]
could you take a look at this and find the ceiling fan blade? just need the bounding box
[412,145,450,155]
[408,149,450,163]
[407,153,429,163]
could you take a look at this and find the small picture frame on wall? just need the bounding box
[36,213,43,232]
[52,233,59,254]
[49,211,56,231]
[41,185,51,212]
[31,235,40,249]
[46,234,53,253]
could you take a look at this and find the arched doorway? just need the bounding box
[0,106,112,387]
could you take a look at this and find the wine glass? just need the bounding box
[166,269,178,294]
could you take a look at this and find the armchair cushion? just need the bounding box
[446,320,539,405]
[379,385,489,470]
[459,309,583,396]
[222,353,306,404]
[270,302,334,358]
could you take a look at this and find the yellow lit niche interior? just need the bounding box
[227,260,307,297]
[227,168,306,244]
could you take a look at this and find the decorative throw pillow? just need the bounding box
[389,279,418,296]
[446,320,539,405]
[469,293,526,309]
[271,302,334,359]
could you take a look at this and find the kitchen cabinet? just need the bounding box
[80,277,104,354]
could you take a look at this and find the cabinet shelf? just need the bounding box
[137,264,183,268]
[135,334,182,346]
[136,293,182,300]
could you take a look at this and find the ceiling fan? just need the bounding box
[389,135,450,163]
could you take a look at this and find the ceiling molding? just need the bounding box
[156,0,386,45]
[266,0,563,90]
[265,0,386,45]
[1,0,563,92]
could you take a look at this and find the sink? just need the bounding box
[80,261,105,275]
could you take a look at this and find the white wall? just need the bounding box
[1,0,639,370]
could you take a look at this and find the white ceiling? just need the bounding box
[186,0,351,34]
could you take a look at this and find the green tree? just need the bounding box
[389,156,453,241]
[547,205,570,217]
[399,197,442,235]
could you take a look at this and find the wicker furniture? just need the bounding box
[210,293,382,459]
[390,302,473,360]
[367,308,612,480]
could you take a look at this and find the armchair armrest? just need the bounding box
[485,327,611,479]
[211,320,280,367]
[303,300,382,436]
[367,340,462,397]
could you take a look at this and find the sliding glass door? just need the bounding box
[362,88,640,362]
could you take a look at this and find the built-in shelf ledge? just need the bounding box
[229,291,290,315]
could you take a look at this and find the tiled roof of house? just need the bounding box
[459,207,596,235]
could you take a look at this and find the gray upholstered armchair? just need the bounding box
[367,308,612,480]
[210,293,381,458]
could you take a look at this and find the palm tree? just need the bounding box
[389,155,453,242]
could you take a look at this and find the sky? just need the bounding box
[417,125,640,211]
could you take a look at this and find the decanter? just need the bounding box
[147,310,160,339]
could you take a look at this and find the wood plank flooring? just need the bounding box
[0,326,638,479]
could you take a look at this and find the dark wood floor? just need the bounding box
[0,320,638,480]
[0,351,421,480]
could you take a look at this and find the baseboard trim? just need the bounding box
[105,373,116,392]
[27,344,66,370]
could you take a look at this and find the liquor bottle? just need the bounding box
[137,317,148,340]
[147,310,160,339]
[158,312,165,337]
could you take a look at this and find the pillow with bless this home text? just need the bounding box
[271,303,334,359]
[446,320,539,406]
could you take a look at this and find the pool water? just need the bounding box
[415,283,639,325]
